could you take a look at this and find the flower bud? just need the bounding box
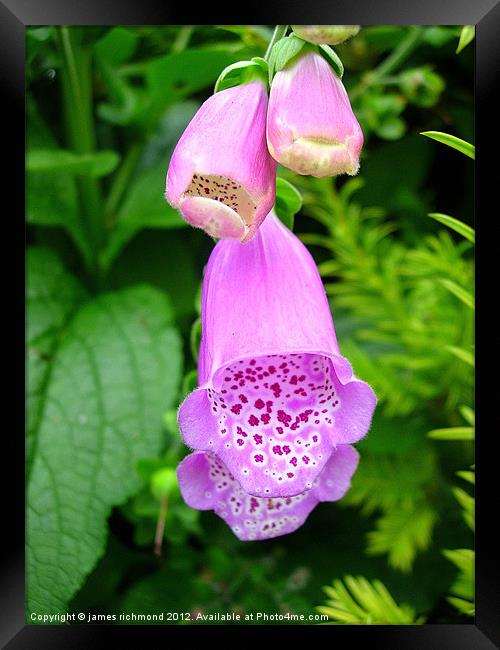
[291,25,360,45]
[266,51,363,177]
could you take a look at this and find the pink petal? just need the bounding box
[177,445,359,541]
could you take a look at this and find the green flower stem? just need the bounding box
[264,25,288,61]
[154,495,168,558]
[171,26,194,53]
[104,140,142,226]
[58,27,103,274]
[350,26,424,101]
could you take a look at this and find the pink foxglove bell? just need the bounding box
[166,80,276,242]
[178,213,376,499]
[266,51,363,178]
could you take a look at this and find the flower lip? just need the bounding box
[180,196,247,240]
[268,136,360,178]
[177,172,259,240]
[180,350,375,498]
[177,444,359,541]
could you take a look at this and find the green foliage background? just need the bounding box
[26,25,474,624]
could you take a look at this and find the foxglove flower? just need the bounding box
[266,51,363,177]
[178,213,376,498]
[291,25,360,45]
[177,444,358,541]
[166,80,276,242]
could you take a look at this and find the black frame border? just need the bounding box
[4,0,499,646]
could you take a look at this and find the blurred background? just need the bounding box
[26,25,474,624]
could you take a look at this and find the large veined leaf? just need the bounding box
[27,249,183,615]
[27,248,88,472]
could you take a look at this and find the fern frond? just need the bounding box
[443,549,474,617]
[452,486,475,531]
[317,575,425,624]
[343,449,436,515]
[367,504,437,572]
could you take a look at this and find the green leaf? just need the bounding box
[96,59,145,126]
[27,277,183,615]
[27,27,55,64]
[318,44,344,78]
[274,178,303,231]
[27,149,120,177]
[452,487,474,531]
[447,596,475,616]
[443,549,474,576]
[190,317,202,363]
[27,248,88,472]
[97,48,236,127]
[26,103,94,270]
[317,576,424,624]
[427,426,474,441]
[438,278,474,309]
[366,504,437,572]
[456,26,475,54]
[443,549,474,616]
[182,370,198,397]
[420,131,475,159]
[27,167,94,270]
[145,48,237,123]
[459,405,475,426]
[27,248,87,345]
[268,34,307,81]
[456,469,475,485]
[428,213,475,244]
[94,27,138,65]
[214,58,268,93]
[445,345,474,367]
